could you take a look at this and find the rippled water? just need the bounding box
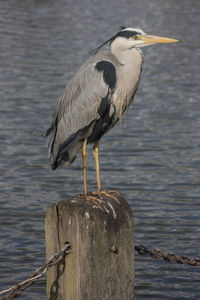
[0,0,200,299]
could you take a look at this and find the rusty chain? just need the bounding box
[135,245,200,266]
[0,243,200,300]
[0,242,71,300]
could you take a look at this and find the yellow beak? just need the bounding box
[140,35,179,44]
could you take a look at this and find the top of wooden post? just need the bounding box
[54,191,133,232]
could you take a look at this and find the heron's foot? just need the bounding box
[91,190,121,204]
[85,193,108,211]
[84,190,121,214]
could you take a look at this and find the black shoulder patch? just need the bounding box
[95,61,116,90]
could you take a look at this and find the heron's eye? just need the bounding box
[133,35,138,40]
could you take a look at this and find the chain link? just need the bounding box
[135,245,200,266]
[0,243,200,299]
[0,242,71,300]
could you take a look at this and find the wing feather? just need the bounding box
[45,51,117,168]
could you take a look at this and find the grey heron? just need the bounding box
[45,27,178,200]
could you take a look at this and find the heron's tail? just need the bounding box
[44,125,84,170]
[45,119,96,170]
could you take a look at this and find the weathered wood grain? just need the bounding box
[45,192,134,300]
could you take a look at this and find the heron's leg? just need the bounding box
[82,138,88,196]
[92,140,120,204]
[93,140,101,191]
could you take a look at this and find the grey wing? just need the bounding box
[45,54,115,169]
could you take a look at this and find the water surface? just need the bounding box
[0,0,200,299]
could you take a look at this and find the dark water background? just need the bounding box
[0,0,200,299]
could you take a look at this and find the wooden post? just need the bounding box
[45,192,134,300]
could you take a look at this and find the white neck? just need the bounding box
[109,38,143,118]
[111,38,142,66]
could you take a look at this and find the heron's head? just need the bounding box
[91,27,178,55]
[110,27,178,51]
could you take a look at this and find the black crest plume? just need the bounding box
[90,26,127,55]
